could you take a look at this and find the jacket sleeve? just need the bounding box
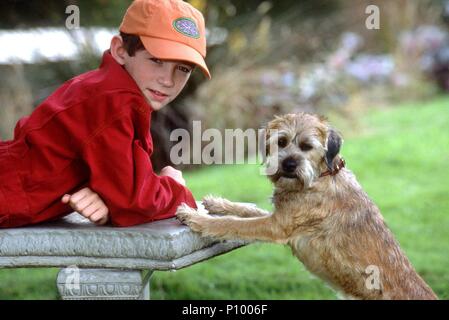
[13,116,30,139]
[80,111,197,227]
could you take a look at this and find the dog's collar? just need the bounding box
[320,157,346,178]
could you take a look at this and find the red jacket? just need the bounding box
[0,51,197,228]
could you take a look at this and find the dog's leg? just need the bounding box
[202,195,270,217]
[177,203,286,243]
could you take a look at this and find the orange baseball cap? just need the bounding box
[120,0,211,79]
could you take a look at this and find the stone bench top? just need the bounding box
[0,203,246,271]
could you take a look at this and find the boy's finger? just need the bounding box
[76,204,100,220]
[97,209,110,225]
[61,194,71,203]
[89,211,102,223]
[69,187,92,203]
[70,193,96,212]
[90,208,108,223]
[96,215,109,225]
[79,202,101,218]
[92,213,108,225]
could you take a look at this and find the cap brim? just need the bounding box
[139,36,211,79]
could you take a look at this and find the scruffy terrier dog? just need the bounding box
[176,113,437,300]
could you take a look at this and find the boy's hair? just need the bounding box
[120,32,145,56]
[119,31,196,69]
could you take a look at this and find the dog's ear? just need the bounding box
[325,128,343,169]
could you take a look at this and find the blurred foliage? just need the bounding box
[191,0,446,135]
[0,0,131,29]
[0,0,336,29]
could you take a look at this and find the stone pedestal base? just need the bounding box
[57,268,152,300]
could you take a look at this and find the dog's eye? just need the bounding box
[300,142,313,151]
[278,137,288,148]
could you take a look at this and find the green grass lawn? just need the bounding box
[1,97,448,299]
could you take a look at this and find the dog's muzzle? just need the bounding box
[281,157,298,178]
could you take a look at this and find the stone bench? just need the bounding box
[0,203,246,299]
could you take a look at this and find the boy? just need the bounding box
[0,0,210,228]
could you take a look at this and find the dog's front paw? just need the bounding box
[176,203,195,224]
[176,203,210,234]
[202,195,231,214]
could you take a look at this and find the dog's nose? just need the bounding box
[282,158,297,173]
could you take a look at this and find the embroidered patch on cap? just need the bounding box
[173,17,200,39]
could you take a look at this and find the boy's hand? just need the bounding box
[160,166,186,186]
[61,187,109,225]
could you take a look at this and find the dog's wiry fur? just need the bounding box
[176,113,437,300]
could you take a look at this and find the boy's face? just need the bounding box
[121,49,194,110]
